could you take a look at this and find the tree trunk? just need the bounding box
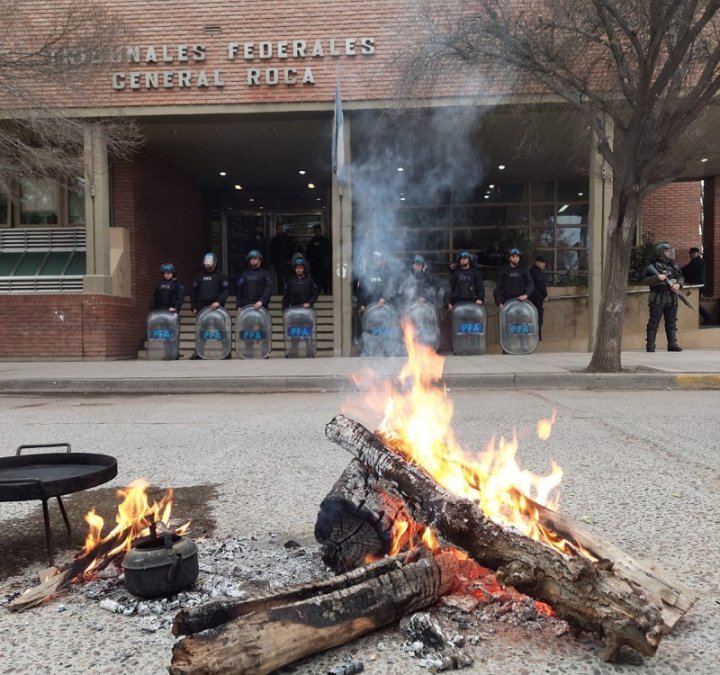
[314,458,414,571]
[588,188,641,372]
[325,414,695,661]
[169,551,459,675]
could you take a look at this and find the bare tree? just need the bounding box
[405,0,720,371]
[0,0,141,195]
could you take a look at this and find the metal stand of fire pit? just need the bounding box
[0,443,118,566]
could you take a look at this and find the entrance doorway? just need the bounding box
[208,209,327,283]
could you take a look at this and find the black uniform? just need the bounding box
[529,265,548,340]
[357,266,395,309]
[641,258,684,350]
[283,274,319,309]
[306,233,332,294]
[493,265,534,306]
[236,267,273,309]
[681,256,705,286]
[151,278,184,311]
[397,269,439,308]
[449,266,485,305]
[190,269,229,312]
[270,230,296,293]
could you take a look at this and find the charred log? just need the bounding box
[170,550,459,675]
[314,458,413,571]
[325,414,696,661]
[173,550,417,636]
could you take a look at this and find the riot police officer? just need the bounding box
[237,249,273,309]
[190,252,229,314]
[642,242,685,352]
[357,250,396,314]
[448,250,485,309]
[283,255,319,309]
[397,255,439,309]
[493,248,534,308]
[151,263,184,313]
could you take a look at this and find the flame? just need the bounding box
[80,479,188,573]
[353,325,589,559]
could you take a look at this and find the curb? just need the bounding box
[2,372,720,395]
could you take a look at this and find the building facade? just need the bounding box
[0,1,716,358]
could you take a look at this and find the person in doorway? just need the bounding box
[493,248,534,308]
[305,224,332,294]
[270,222,296,294]
[642,242,685,352]
[189,252,230,359]
[397,255,439,309]
[245,223,268,263]
[236,250,273,310]
[151,263,184,313]
[681,247,712,325]
[528,255,549,340]
[448,250,485,309]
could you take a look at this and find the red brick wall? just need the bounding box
[0,295,139,358]
[642,181,703,261]
[0,149,202,359]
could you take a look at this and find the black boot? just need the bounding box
[666,329,682,352]
[645,329,656,353]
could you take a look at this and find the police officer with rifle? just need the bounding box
[641,242,687,352]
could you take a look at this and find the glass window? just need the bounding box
[557,179,589,202]
[0,192,8,226]
[67,177,85,225]
[530,181,555,202]
[20,178,59,225]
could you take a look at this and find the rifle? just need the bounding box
[651,264,695,310]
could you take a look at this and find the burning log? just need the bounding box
[314,458,415,571]
[170,550,460,675]
[325,414,696,661]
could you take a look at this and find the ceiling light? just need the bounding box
[400,197,406,201]
[219,171,227,176]
[578,192,584,196]
[558,204,569,213]
[701,157,708,162]
[498,165,506,170]
[234,184,243,190]
[397,167,404,172]
[299,170,306,175]
[489,184,495,188]
[484,195,490,199]
[249,198,255,202]
[308,183,316,189]
[316,198,321,201]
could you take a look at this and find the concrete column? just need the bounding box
[587,120,613,350]
[331,115,353,356]
[83,123,113,294]
[703,177,718,298]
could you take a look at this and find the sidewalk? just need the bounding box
[1,349,720,394]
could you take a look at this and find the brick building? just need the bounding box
[0,1,716,358]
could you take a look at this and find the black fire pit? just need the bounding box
[0,443,118,566]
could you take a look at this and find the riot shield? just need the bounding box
[235,305,272,359]
[499,299,539,355]
[402,302,440,351]
[451,303,487,355]
[146,310,180,361]
[361,302,401,357]
[283,307,317,358]
[195,307,232,360]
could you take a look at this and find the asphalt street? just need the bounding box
[0,390,718,673]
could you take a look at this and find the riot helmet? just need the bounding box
[161,263,175,274]
[412,254,426,271]
[508,247,521,257]
[655,242,675,260]
[246,249,263,261]
[457,250,471,261]
[203,252,217,270]
[292,255,306,268]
